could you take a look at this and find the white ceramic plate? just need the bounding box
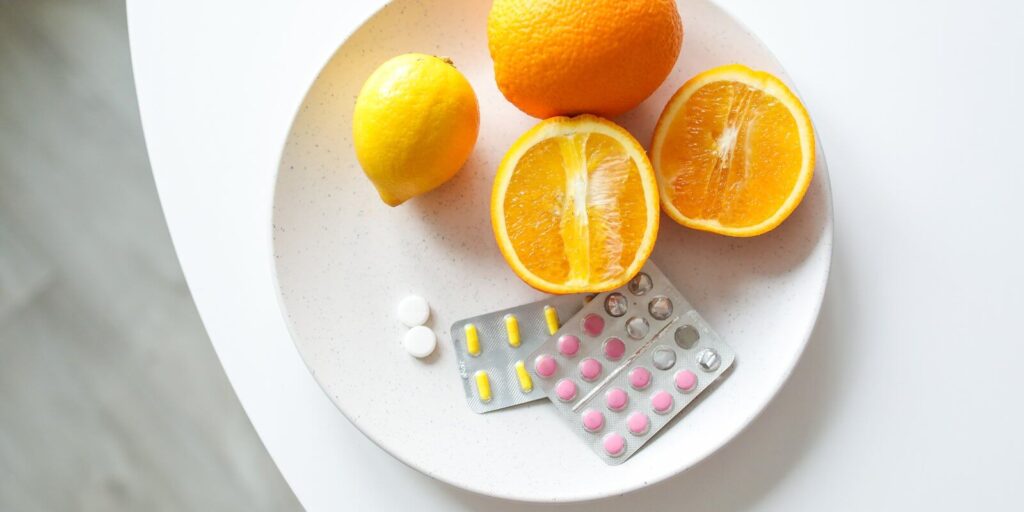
[272,0,832,502]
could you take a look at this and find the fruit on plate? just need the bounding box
[651,64,815,236]
[491,115,660,294]
[353,53,480,206]
[487,0,682,119]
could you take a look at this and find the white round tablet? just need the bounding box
[397,295,430,327]
[403,326,436,358]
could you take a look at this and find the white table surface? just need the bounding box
[127,0,1024,510]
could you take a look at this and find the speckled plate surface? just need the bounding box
[271,0,832,502]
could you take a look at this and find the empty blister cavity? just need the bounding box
[628,367,652,390]
[582,314,605,337]
[627,272,653,295]
[604,293,628,317]
[675,370,697,392]
[627,411,650,436]
[603,433,626,457]
[534,354,557,378]
[504,314,521,347]
[555,379,578,402]
[675,324,700,349]
[626,317,649,340]
[648,296,673,320]
[557,335,580,357]
[605,387,628,411]
[652,347,676,370]
[582,409,605,433]
[579,358,602,382]
[698,348,722,372]
[651,390,674,414]
[514,360,533,393]
[603,338,626,360]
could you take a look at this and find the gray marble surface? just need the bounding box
[0,1,301,509]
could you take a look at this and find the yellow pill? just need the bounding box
[504,314,520,347]
[474,371,492,403]
[514,360,533,393]
[543,306,560,335]
[464,323,480,357]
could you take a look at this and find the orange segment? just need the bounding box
[651,64,815,237]
[492,115,659,294]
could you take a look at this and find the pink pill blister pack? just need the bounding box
[527,262,735,464]
[450,294,586,413]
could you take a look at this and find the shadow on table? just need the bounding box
[434,247,853,511]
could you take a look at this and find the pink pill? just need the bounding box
[579,358,602,381]
[602,432,626,457]
[651,390,674,414]
[627,411,650,435]
[534,355,557,378]
[675,370,698,392]
[555,378,577,402]
[605,387,629,411]
[582,409,605,432]
[603,338,626,360]
[582,314,605,337]
[628,366,652,390]
[557,335,581,357]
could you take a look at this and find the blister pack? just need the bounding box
[527,262,735,464]
[450,294,586,413]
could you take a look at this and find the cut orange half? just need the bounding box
[651,64,815,237]
[491,115,660,294]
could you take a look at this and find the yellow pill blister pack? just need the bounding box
[450,295,586,413]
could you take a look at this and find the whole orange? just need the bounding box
[487,0,683,119]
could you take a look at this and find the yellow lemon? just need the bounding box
[353,53,480,206]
